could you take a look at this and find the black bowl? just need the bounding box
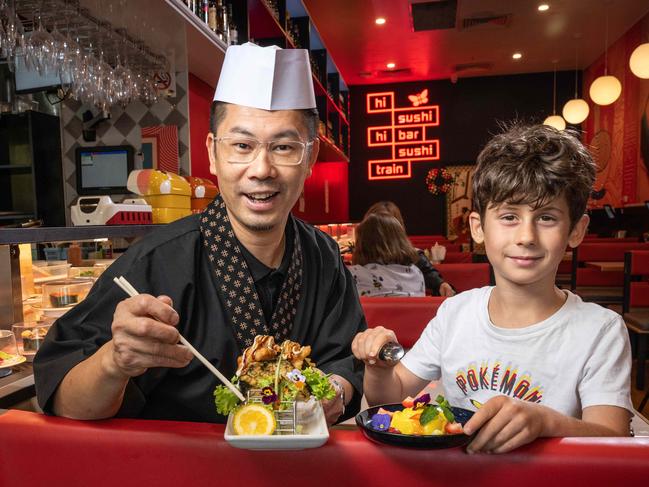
[355,403,475,449]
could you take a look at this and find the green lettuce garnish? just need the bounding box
[213,376,242,416]
[303,367,336,401]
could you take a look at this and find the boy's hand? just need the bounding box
[351,327,399,367]
[464,395,546,454]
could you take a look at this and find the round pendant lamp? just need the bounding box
[563,98,589,124]
[562,42,589,124]
[543,62,566,131]
[543,115,567,130]
[589,75,622,105]
[589,9,621,106]
[629,42,649,79]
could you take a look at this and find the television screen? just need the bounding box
[75,146,134,195]
[13,53,71,94]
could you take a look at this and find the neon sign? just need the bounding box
[366,89,440,181]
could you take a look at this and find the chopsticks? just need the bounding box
[112,276,246,402]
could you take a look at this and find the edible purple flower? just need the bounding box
[287,368,306,383]
[261,386,277,405]
[370,413,392,431]
[413,393,431,409]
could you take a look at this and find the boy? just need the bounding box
[352,124,632,453]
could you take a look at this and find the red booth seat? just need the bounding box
[582,237,640,243]
[572,243,649,299]
[576,242,649,262]
[1,410,649,487]
[435,263,491,293]
[442,251,473,263]
[361,296,445,348]
[408,235,449,249]
[576,268,624,286]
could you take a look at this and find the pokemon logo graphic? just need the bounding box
[366,90,440,181]
[408,89,429,107]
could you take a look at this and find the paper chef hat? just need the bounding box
[213,42,316,110]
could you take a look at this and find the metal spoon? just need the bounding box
[378,341,405,364]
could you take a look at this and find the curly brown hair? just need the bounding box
[472,123,596,229]
[352,213,418,266]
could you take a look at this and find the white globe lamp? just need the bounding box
[562,98,590,124]
[589,75,621,106]
[543,115,566,131]
[629,43,649,79]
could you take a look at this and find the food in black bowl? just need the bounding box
[355,394,475,449]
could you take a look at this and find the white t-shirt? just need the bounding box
[349,263,425,297]
[401,286,633,417]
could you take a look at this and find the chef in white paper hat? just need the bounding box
[37,42,364,427]
[202,42,361,426]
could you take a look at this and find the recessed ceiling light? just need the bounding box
[386,62,396,69]
[512,52,523,60]
[375,17,386,25]
[538,4,549,11]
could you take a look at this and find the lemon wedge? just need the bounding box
[232,404,276,436]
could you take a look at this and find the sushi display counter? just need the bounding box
[1,409,648,486]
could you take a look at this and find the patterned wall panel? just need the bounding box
[59,70,190,223]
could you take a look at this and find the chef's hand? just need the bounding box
[107,294,193,379]
[321,375,349,426]
[463,395,545,454]
[351,326,399,368]
[439,282,456,297]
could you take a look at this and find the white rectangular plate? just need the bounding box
[224,402,329,450]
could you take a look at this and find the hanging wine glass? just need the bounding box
[25,6,55,76]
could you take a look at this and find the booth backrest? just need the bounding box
[572,242,649,289]
[576,268,625,287]
[582,237,640,243]
[361,296,445,348]
[408,235,449,249]
[624,250,649,311]
[435,263,491,293]
[442,251,473,263]
[576,242,649,262]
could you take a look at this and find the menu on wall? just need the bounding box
[366,89,440,180]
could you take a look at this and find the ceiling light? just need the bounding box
[543,61,566,131]
[562,42,590,124]
[375,18,386,25]
[512,52,522,60]
[589,9,621,105]
[386,62,396,69]
[543,115,566,131]
[538,4,550,12]
[629,42,649,78]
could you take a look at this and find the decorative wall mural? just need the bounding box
[583,12,649,206]
[446,165,474,243]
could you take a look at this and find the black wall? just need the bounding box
[349,71,576,235]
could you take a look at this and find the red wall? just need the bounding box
[583,12,649,208]
[292,162,349,223]
[188,73,217,183]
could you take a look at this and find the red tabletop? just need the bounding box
[1,409,648,486]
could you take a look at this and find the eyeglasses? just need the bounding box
[214,136,314,166]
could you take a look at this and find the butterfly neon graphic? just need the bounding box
[408,89,429,107]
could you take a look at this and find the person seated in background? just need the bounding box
[353,123,632,453]
[364,201,455,297]
[349,213,425,297]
